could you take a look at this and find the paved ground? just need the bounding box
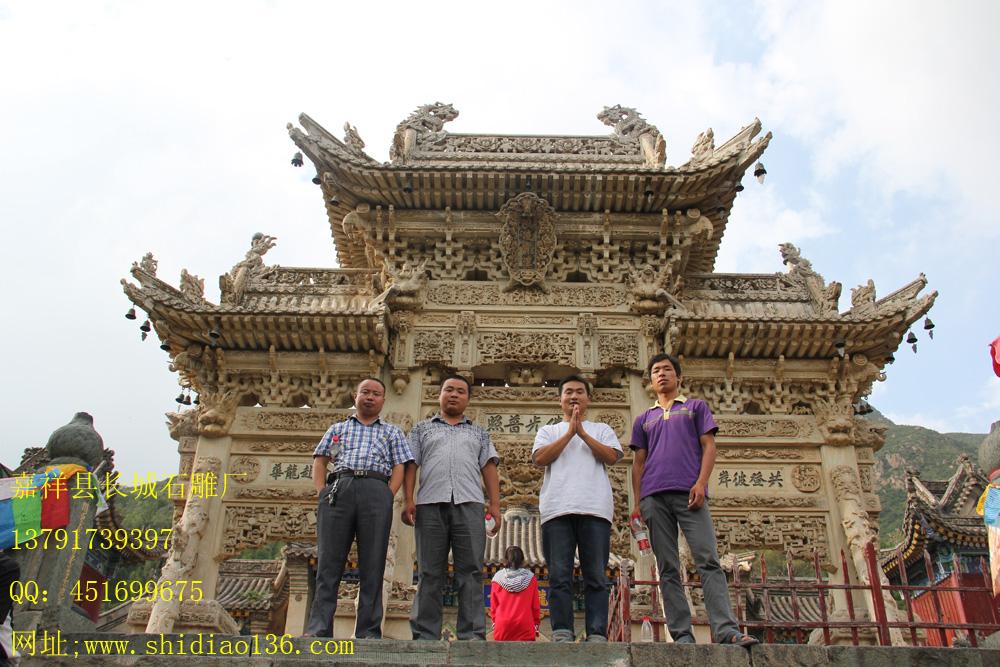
[12,635,1000,666]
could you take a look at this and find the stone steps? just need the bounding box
[13,635,1000,666]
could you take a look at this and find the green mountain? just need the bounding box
[869,409,987,546]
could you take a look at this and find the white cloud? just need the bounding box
[715,186,831,273]
[754,0,1000,237]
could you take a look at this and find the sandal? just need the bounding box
[724,633,759,648]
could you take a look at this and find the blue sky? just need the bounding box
[1,0,997,479]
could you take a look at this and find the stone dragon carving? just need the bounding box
[390,102,460,163]
[597,105,665,167]
[779,243,842,317]
[220,233,277,307]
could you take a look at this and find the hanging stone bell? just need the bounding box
[291,151,304,167]
[175,392,185,404]
[924,317,935,339]
[125,308,137,320]
[140,320,151,333]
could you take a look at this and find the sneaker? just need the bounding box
[551,629,575,643]
[585,634,607,642]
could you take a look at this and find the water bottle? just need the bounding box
[640,616,654,643]
[630,515,652,556]
[485,512,497,534]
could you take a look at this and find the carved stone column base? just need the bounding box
[125,599,240,635]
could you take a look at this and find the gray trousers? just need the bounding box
[306,477,394,638]
[639,492,741,643]
[410,502,486,640]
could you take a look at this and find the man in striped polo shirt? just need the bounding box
[306,377,414,639]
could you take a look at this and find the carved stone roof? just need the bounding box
[287,106,771,269]
[216,559,287,614]
[881,455,989,577]
[675,273,936,360]
[121,263,388,354]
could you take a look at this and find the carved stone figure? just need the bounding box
[179,269,206,302]
[137,252,158,276]
[597,104,665,166]
[370,260,428,311]
[45,412,104,468]
[626,265,684,315]
[779,243,842,317]
[497,193,557,291]
[197,390,240,438]
[390,102,459,163]
[220,233,277,307]
[851,279,876,312]
[597,104,656,141]
[691,128,715,162]
[166,409,199,441]
[343,122,366,154]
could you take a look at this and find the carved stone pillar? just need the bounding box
[130,390,241,635]
[816,442,904,646]
[283,551,312,636]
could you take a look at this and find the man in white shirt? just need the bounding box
[532,375,623,642]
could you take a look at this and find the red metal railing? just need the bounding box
[607,541,1000,646]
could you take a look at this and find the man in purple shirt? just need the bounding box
[630,353,757,647]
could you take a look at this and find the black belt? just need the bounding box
[328,469,390,484]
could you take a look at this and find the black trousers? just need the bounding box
[305,477,394,638]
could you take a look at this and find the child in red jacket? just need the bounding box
[489,546,540,641]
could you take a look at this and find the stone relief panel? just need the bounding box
[413,330,455,364]
[228,456,261,484]
[714,417,816,439]
[598,334,639,367]
[478,314,577,327]
[478,331,575,366]
[607,465,632,558]
[427,283,627,307]
[233,488,317,501]
[716,447,804,460]
[244,410,352,433]
[858,465,874,492]
[421,385,629,404]
[495,440,542,509]
[221,504,317,558]
[242,440,317,453]
[791,464,822,493]
[711,495,820,508]
[714,512,829,561]
[597,411,628,439]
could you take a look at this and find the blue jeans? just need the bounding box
[541,514,611,639]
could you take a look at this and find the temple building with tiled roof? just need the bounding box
[121,103,935,639]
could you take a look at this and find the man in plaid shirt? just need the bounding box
[305,378,413,638]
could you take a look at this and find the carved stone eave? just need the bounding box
[287,109,772,270]
[288,112,380,169]
[120,285,389,356]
